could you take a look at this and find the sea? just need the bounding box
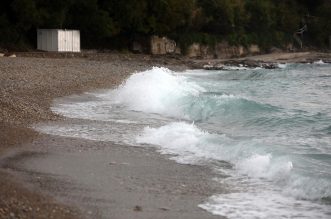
[36,61,331,218]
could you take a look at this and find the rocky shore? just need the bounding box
[188,51,331,70]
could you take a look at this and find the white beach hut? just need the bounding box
[37,29,80,52]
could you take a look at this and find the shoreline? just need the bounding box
[188,51,331,70]
[0,51,330,218]
[2,132,225,219]
[0,55,181,218]
[0,54,213,219]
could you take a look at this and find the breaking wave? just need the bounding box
[45,65,331,218]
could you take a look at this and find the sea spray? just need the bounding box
[136,122,294,180]
[112,67,279,123]
[113,67,204,118]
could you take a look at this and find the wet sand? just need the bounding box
[2,133,224,219]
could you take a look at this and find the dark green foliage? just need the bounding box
[172,32,219,54]
[0,0,330,50]
[307,1,331,47]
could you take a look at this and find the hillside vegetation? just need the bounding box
[0,0,330,51]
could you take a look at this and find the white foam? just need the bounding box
[51,67,248,123]
[314,60,326,65]
[136,122,294,180]
[135,122,331,205]
[200,191,331,219]
[51,101,114,121]
[237,154,272,177]
[236,154,293,179]
[277,63,288,69]
[136,122,213,164]
[113,67,205,118]
[223,65,250,70]
[283,175,331,200]
[34,122,140,144]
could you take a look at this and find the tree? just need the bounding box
[10,0,41,44]
[198,0,237,35]
[66,0,117,46]
[0,0,330,50]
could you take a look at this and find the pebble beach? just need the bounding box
[0,55,145,219]
[0,54,198,219]
[0,51,330,219]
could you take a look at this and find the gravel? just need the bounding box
[0,54,187,219]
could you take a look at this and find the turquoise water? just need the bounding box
[38,62,331,218]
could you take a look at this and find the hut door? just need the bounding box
[65,30,72,51]
[58,31,65,51]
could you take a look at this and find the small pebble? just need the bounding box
[134,205,142,212]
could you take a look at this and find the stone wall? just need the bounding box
[214,42,245,59]
[146,35,262,58]
[187,42,261,59]
[186,43,214,59]
[248,44,260,54]
[150,36,177,55]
